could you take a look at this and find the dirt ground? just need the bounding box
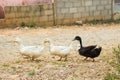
[0,23,120,80]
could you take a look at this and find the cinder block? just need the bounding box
[57,2,65,8]
[73,2,81,7]
[4,7,10,13]
[5,19,12,25]
[90,6,96,11]
[48,4,53,10]
[104,15,112,20]
[85,0,92,6]
[78,7,85,12]
[73,13,81,18]
[70,8,77,13]
[61,8,69,13]
[65,2,73,8]
[101,0,108,5]
[86,7,90,11]
[94,11,101,16]
[48,15,53,21]
[64,13,73,18]
[89,11,94,16]
[45,21,53,26]
[56,9,61,14]
[21,6,27,12]
[40,16,48,21]
[33,18,39,22]
[14,7,17,12]
[97,6,104,10]
[43,4,48,10]
[105,5,111,10]
[82,12,89,17]
[9,13,16,18]
[93,0,100,6]
[63,19,71,24]
[57,13,64,19]
[101,10,108,15]
[44,10,53,15]
[35,12,40,17]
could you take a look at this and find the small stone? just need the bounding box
[75,21,83,25]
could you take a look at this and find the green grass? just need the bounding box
[2,63,10,67]
[20,22,26,28]
[104,45,120,80]
[28,70,36,76]
[86,19,120,25]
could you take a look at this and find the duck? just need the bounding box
[73,36,102,62]
[44,39,73,61]
[12,37,45,60]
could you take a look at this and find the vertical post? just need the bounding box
[52,0,57,25]
[111,0,114,20]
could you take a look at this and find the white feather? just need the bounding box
[44,39,73,61]
[13,37,45,60]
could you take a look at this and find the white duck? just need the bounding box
[13,37,45,60]
[44,39,74,61]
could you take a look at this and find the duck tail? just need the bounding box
[97,46,102,54]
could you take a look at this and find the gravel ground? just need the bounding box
[0,24,120,80]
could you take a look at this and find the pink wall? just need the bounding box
[0,0,53,7]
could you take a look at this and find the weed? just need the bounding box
[38,63,43,67]
[104,73,119,80]
[2,63,10,67]
[104,45,120,80]
[15,60,21,64]
[29,22,36,28]
[20,22,26,28]
[28,70,36,76]
[11,66,16,70]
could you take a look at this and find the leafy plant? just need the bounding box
[29,22,36,28]
[20,22,26,28]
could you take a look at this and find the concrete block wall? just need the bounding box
[56,0,112,25]
[1,4,53,28]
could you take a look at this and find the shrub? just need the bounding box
[20,22,26,28]
[29,22,36,28]
[104,45,120,80]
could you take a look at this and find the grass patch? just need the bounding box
[28,70,36,76]
[2,63,10,67]
[86,19,120,25]
[20,22,26,28]
[104,45,120,80]
[52,61,68,67]
[29,22,36,28]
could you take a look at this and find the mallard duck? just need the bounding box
[73,36,102,62]
[44,39,73,61]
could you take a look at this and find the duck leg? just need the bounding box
[58,57,62,61]
[31,56,35,61]
[92,58,95,62]
[64,55,68,61]
[84,57,88,60]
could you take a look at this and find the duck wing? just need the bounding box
[83,45,97,51]
[89,47,102,58]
